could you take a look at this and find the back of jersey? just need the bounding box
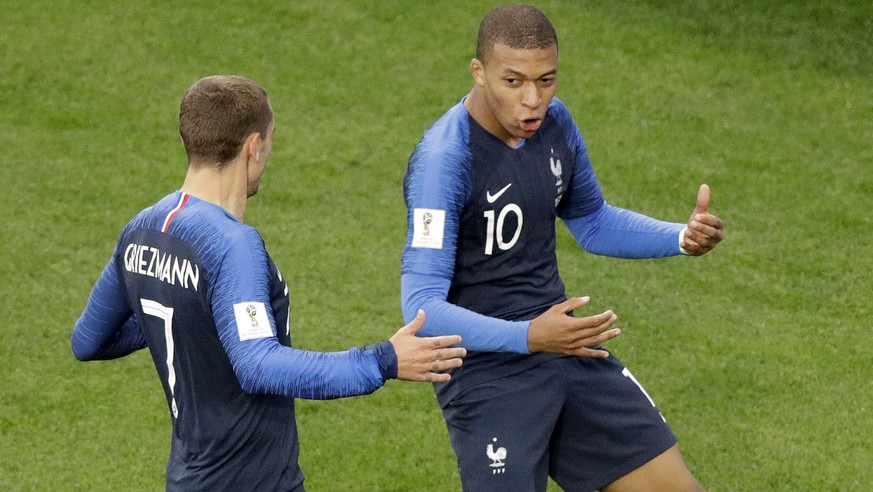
[115,192,301,491]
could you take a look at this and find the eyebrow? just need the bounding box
[501,68,558,79]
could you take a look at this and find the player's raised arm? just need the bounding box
[389,310,465,382]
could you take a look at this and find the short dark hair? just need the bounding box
[179,75,273,166]
[476,4,558,62]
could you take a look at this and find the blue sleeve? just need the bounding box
[211,228,391,400]
[399,103,530,353]
[548,99,685,258]
[564,202,685,258]
[401,273,530,353]
[72,257,148,361]
[552,98,606,219]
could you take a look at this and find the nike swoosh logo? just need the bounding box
[486,183,512,203]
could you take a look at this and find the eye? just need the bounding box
[505,78,520,86]
[539,77,556,86]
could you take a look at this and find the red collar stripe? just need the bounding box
[162,193,190,233]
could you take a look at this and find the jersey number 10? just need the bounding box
[483,204,523,255]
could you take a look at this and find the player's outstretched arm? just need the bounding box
[389,310,466,382]
[527,296,621,357]
[680,184,724,256]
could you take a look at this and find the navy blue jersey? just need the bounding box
[401,97,683,403]
[401,98,604,401]
[73,192,397,491]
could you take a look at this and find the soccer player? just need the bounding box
[400,4,723,492]
[71,75,466,491]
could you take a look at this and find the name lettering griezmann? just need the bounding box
[123,243,200,291]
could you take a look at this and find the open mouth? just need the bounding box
[520,118,542,132]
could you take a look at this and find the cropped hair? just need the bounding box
[179,75,272,166]
[476,4,558,62]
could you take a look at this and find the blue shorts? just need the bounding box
[439,354,677,491]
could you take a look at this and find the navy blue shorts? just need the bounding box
[440,354,677,491]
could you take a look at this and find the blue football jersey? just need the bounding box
[73,191,396,491]
[401,98,606,401]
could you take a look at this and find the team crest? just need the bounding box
[550,148,564,206]
[486,437,507,474]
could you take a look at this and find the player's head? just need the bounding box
[179,75,274,170]
[475,4,558,64]
[469,4,559,146]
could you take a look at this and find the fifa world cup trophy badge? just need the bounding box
[422,212,433,236]
[246,305,259,327]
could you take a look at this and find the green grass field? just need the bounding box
[2,1,871,490]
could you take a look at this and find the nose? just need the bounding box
[522,82,541,108]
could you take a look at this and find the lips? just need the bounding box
[520,118,542,132]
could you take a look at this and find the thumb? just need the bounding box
[398,309,426,336]
[694,184,711,214]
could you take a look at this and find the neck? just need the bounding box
[464,87,520,147]
[180,159,249,221]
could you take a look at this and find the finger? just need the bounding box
[554,296,590,314]
[596,327,621,343]
[428,335,462,348]
[397,310,426,336]
[687,221,723,247]
[694,184,711,215]
[571,310,616,330]
[435,347,467,360]
[572,346,611,358]
[426,372,452,383]
[687,221,719,241]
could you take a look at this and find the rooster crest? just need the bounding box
[486,438,507,473]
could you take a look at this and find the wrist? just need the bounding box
[678,227,690,255]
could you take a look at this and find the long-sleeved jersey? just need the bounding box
[401,97,684,403]
[73,191,397,491]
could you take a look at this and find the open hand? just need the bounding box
[527,296,620,357]
[389,310,466,382]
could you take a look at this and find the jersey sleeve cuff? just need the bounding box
[678,226,690,255]
[368,341,398,380]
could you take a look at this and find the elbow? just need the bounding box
[235,365,264,394]
[234,355,270,394]
[71,331,95,361]
[72,342,94,362]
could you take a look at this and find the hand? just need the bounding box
[527,296,620,357]
[681,184,724,256]
[389,310,466,382]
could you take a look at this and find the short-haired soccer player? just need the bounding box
[72,75,466,491]
[400,4,723,491]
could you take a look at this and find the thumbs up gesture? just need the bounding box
[680,184,724,256]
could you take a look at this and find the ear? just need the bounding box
[244,132,262,162]
[470,58,486,87]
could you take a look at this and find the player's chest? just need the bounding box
[467,137,572,217]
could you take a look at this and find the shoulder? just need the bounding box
[410,100,472,170]
[405,100,475,206]
[546,97,587,153]
[546,97,577,134]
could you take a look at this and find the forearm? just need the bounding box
[565,202,685,258]
[72,315,146,361]
[72,260,146,361]
[229,340,393,400]
[401,272,530,353]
